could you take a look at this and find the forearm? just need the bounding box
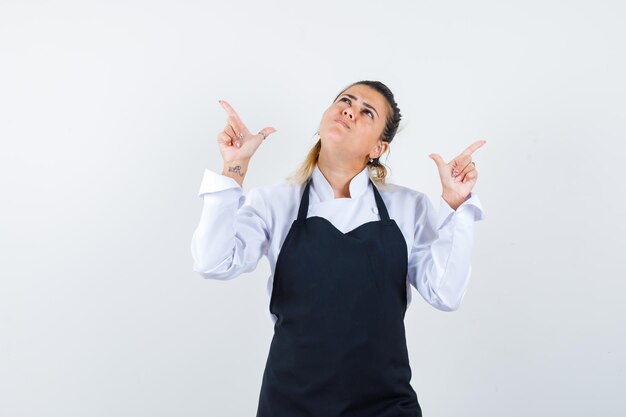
[428,212,476,309]
[409,193,485,311]
[191,189,242,278]
[191,170,270,280]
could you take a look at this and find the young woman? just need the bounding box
[191,80,486,417]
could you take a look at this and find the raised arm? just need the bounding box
[410,139,487,310]
[190,100,277,280]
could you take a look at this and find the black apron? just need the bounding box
[256,177,422,417]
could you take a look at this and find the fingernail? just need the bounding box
[235,141,241,148]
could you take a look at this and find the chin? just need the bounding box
[320,126,347,144]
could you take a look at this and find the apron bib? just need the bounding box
[256,177,422,417]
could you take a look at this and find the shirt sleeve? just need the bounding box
[190,169,270,280]
[407,192,486,311]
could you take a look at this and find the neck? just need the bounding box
[317,150,366,199]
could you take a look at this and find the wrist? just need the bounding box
[222,160,250,186]
[442,191,467,211]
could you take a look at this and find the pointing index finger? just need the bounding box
[218,100,240,117]
[460,139,487,156]
[218,99,248,133]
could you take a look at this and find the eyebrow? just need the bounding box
[341,94,380,118]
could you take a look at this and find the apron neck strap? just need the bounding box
[297,179,313,221]
[297,177,391,222]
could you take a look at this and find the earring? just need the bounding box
[369,157,381,166]
[312,130,320,141]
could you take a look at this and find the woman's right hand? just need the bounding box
[217,100,277,163]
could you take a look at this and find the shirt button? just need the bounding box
[372,207,379,214]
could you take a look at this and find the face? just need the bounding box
[318,84,390,163]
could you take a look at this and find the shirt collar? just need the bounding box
[311,164,370,201]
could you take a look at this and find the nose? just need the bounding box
[342,107,354,120]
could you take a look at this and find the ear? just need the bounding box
[370,141,389,159]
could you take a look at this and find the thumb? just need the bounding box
[259,127,277,140]
[428,153,445,169]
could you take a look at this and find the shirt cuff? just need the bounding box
[436,192,486,229]
[197,168,242,197]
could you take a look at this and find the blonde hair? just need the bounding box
[286,138,389,185]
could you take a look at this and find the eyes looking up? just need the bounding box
[338,96,375,119]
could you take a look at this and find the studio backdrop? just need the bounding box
[1,1,624,416]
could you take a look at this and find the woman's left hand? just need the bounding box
[428,140,486,210]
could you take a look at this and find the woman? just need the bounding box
[191,80,486,417]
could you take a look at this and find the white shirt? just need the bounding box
[191,165,486,324]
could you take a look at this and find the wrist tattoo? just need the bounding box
[228,165,244,177]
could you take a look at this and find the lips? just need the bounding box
[335,119,350,129]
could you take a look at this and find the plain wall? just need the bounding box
[1,0,624,416]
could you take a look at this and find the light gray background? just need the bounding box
[1,1,624,416]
